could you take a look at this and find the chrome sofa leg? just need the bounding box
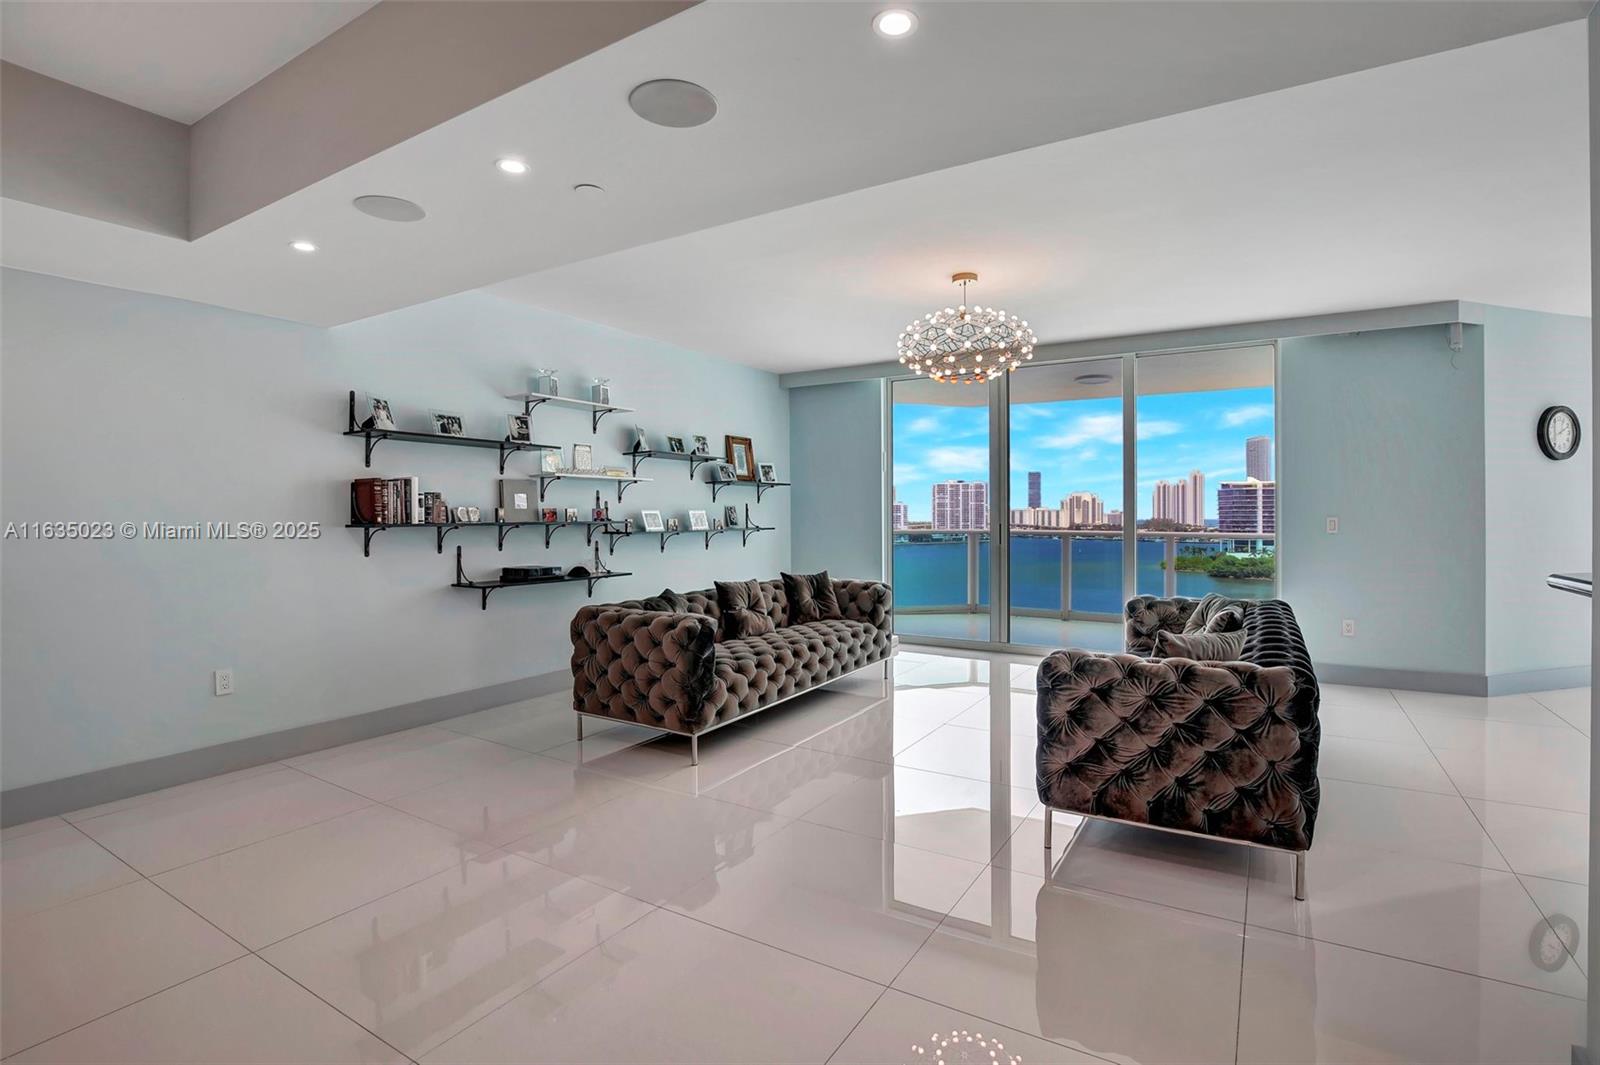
[1043,806,1053,850]
[1294,851,1307,901]
[690,734,699,767]
[576,716,584,742]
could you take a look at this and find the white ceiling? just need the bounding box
[492,21,1591,373]
[0,1,375,122]
[0,0,1586,327]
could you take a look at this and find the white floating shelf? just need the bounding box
[503,392,636,413]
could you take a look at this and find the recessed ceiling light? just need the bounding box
[872,9,917,38]
[496,157,529,175]
[628,79,717,128]
[1075,372,1114,385]
[351,195,426,222]
[289,239,317,253]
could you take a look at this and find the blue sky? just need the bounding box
[892,386,1274,522]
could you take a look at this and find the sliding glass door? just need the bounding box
[888,344,1276,650]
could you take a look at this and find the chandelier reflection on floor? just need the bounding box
[897,272,1036,385]
[909,1027,1023,1064]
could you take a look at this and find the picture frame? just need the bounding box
[571,443,594,471]
[692,434,710,455]
[689,509,709,531]
[541,507,559,523]
[641,509,665,533]
[592,506,608,521]
[454,505,471,522]
[711,517,725,532]
[564,507,580,522]
[666,435,686,454]
[431,411,466,437]
[541,450,562,474]
[725,435,755,480]
[363,395,396,431]
[466,506,481,523]
[506,413,531,443]
[499,480,536,521]
[758,462,778,483]
[667,516,682,533]
[630,424,649,453]
[709,461,737,483]
[724,505,740,528]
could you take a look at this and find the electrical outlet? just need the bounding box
[213,669,235,696]
[1326,517,1339,534]
[1341,619,1356,638]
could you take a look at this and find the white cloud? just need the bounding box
[1220,404,1273,428]
[906,415,943,434]
[1035,413,1122,449]
[1138,419,1182,440]
[924,446,989,474]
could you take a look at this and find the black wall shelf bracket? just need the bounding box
[740,505,773,546]
[703,527,731,550]
[629,448,711,480]
[536,474,647,503]
[708,479,790,503]
[513,393,635,433]
[346,391,555,470]
[452,545,629,609]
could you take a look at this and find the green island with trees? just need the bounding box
[1162,553,1276,581]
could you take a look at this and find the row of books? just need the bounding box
[351,477,436,524]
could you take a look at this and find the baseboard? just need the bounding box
[0,669,570,828]
[1315,662,1591,696]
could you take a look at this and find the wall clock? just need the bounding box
[1537,405,1581,461]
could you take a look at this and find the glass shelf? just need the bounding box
[533,472,651,502]
[503,392,635,431]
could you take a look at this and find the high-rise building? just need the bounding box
[1217,478,1277,534]
[1246,436,1272,482]
[1106,509,1124,528]
[1062,492,1105,528]
[932,480,988,530]
[892,501,909,530]
[1009,507,1060,528]
[1186,469,1206,527]
[1027,471,1042,509]
[1152,479,1188,524]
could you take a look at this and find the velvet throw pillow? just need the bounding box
[782,570,842,624]
[1184,593,1247,635]
[715,579,776,640]
[1155,628,1247,662]
[639,588,690,613]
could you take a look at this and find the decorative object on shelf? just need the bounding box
[563,507,579,522]
[666,435,686,454]
[591,378,611,405]
[431,411,466,437]
[502,564,563,581]
[758,462,777,483]
[454,505,472,522]
[541,507,559,523]
[724,505,740,528]
[725,435,756,480]
[501,480,536,521]
[708,461,737,483]
[541,450,562,474]
[532,368,560,397]
[360,395,396,431]
[641,509,665,532]
[689,509,709,531]
[507,414,531,443]
[897,271,1036,384]
[421,492,449,523]
[467,506,482,522]
[601,465,628,477]
[630,424,649,452]
[453,546,628,608]
[592,506,608,521]
[711,517,725,531]
[667,516,682,533]
[1537,405,1581,460]
[692,434,710,455]
[571,443,594,471]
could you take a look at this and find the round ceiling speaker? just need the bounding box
[351,195,427,222]
[1074,373,1114,385]
[628,79,717,128]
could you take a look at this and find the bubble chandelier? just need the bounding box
[897,272,1036,385]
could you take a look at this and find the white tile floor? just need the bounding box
[0,647,1589,1064]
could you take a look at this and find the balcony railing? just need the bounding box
[892,528,1277,622]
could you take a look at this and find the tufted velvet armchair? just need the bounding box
[571,578,891,763]
[1036,597,1320,898]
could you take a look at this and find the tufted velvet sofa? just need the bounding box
[1036,596,1320,898]
[570,578,892,762]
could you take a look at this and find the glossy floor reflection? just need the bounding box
[0,647,1589,1063]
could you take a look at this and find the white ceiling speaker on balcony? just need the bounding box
[351,195,427,222]
[628,79,717,128]
[897,272,1037,385]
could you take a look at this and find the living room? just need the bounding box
[1,3,1596,1063]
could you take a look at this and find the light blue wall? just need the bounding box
[1279,325,1488,679]
[1483,306,1592,678]
[1,269,790,788]
[788,380,884,581]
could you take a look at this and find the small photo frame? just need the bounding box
[667,516,682,533]
[711,517,725,531]
[499,480,536,521]
[666,435,686,454]
[466,506,481,523]
[431,411,466,437]
[592,506,608,521]
[541,450,562,474]
[641,509,665,532]
[709,461,737,483]
[541,507,559,523]
[630,424,649,453]
[724,505,740,528]
[689,509,709,531]
[564,507,580,522]
[725,435,755,480]
[571,443,594,471]
[454,505,471,522]
[506,413,531,443]
[363,396,396,431]
[758,463,778,483]
[692,434,710,455]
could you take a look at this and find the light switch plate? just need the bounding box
[1326,517,1339,534]
[1341,620,1356,638]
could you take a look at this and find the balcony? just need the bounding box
[892,528,1276,650]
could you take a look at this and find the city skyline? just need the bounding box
[892,384,1274,523]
